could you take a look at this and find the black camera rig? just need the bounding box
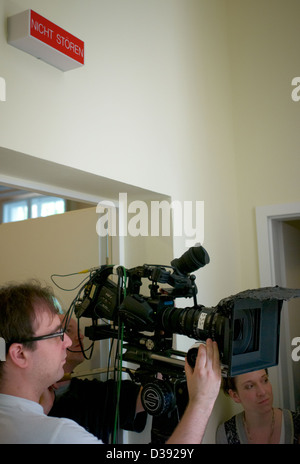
[64,245,300,442]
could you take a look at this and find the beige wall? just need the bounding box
[227,0,300,289]
[0,207,100,309]
[0,207,105,374]
[0,0,299,443]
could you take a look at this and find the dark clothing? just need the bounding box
[216,409,300,444]
[49,378,147,443]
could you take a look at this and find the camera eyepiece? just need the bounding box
[171,245,210,274]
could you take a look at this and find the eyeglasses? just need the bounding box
[8,328,65,346]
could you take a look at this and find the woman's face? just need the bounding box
[229,369,273,414]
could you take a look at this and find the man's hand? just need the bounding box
[167,339,221,444]
[185,339,221,406]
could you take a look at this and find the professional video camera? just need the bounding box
[68,245,299,442]
[74,244,299,373]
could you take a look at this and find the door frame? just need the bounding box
[256,202,300,409]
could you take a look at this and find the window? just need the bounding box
[2,196,65,223]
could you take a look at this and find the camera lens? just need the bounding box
[232,308,257,355]
[159,304,228,357]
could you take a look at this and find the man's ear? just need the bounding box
[228,388,241,404]
[8,343,30,369]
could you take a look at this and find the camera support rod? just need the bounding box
[60,366,136,381]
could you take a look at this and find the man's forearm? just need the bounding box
[166,399,215,444]
[166,340,221,444]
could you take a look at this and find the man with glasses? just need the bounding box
[0,281,104,443]
[0,281,221,444]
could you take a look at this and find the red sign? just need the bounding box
[29,10,84,65]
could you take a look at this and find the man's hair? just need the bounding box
[0,281,60,379]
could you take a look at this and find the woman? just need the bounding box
[216,369,299,444]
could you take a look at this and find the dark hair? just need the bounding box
[0,281,60,379]
[221,376,237,395]
[222,369,269,395]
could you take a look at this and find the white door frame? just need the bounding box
[0,172,134,441]
[256,202,300,409]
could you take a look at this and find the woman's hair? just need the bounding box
[221,368,269,395]
[221,376,237,395]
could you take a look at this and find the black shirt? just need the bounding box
[49,378,147,443]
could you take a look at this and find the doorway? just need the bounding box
[256,202,300,411]
[0,147,175,443]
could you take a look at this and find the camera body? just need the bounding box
[74,245,299,378]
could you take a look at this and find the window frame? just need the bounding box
[1,195,66,224]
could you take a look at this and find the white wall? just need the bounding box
[0,0,239,443]
[227,0,300,289]
[1,0,300,443]
[0,0,241,309]
[0,0,242,321]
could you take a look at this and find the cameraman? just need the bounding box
[43,315,147,443]
[0,281,221,444]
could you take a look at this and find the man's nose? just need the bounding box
[64,332,72,348]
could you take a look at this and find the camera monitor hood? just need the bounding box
[213,286,300,376]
